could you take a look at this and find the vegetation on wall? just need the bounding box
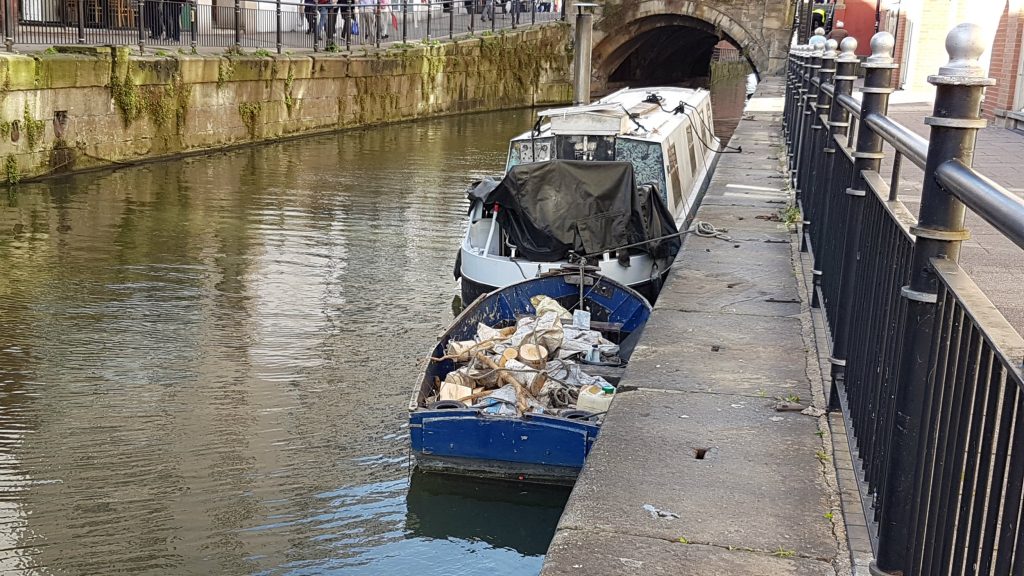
[4,154,19,185]
[111,61,143,127]
[22,103,46,150]
[238,102,262,138]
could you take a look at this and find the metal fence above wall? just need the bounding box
[785,23,1024,576]
[1,0,566,53]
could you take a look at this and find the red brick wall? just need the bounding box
[880,9,909,88]
[983,1,1023,118]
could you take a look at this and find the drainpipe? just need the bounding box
[572,3,597,105]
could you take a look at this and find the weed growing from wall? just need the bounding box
[4,154,19,185]
[22,103,45,150]
[238,102,262,138]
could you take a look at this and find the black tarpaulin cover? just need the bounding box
[468,160,681,263]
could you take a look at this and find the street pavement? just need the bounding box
[880,90,1024,330]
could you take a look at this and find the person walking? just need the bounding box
[162,0,182,41]
[481,0,494,21]
[303,0,317,34]
[145,0,164,38]
[358,0,376,44]
[827,21,849,43]
[331,0,354,47]
[316,0,331,40]
[510,0,520,25]
[378,0,390,40]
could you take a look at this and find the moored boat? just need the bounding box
[455,86,718,305]
[409,270,652,484]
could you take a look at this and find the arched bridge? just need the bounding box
[584,0,794,92]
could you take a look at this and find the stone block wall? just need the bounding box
[0,24,573,183]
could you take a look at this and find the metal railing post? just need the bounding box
[531,0,535,25]
[233,0,241,49]
[468,0,474,35]
[77,0,86,43]
[790,45,810,183]
[190,0,197,51]
[137,0,145,52]
[375,0,381,48]
[823,35,866,395]
[448,0,453,38]
[806,38,838,308]
[425,0,431,41]
[794,36,824,254]
[784,47,799,151]
[490,0,494,32]
[3,0,12,52]
[275,0,282,53]
[401,1,406,43]
[872,23,995,575]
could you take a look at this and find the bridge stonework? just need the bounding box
[586,0,794,91]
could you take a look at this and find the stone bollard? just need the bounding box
[872,23,995,576]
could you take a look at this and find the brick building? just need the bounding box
[877,0,1023,127]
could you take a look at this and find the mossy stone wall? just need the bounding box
[0,24,573,183]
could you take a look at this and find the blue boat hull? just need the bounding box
[410,271,652,484]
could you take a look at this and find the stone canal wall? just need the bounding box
[0,24,573,183]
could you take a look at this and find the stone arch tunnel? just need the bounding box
[585,0,794,94]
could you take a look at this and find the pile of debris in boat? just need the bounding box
[429,296,620,419]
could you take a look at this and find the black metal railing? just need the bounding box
[785,23,1024,576]
[1,0,565,53]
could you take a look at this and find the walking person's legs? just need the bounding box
[316,6,328,38]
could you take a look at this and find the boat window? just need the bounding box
[508,138,554,170]
[616,139,668,204]
[554,135,616,161]
[686,125,698,176]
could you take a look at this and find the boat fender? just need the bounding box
[426,400,468,410]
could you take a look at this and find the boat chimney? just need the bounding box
[572,3,598,105]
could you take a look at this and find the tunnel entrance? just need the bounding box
[606,25,723,88]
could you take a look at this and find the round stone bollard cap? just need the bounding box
[838,37,859,61]
[939,22,987,77]
[809,35,827,55]
[824,39,839,58]
[866,31,895,65]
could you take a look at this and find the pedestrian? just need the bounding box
[304,0,317,34]
[316,0,332,39]
[378,0,390,40]
[745,72,757,101]
[481,0,493,21]
[162,0,182,42]
[811,7,826,31]
[510,0,520,25]
[827,21,849,43]
[358,0,376,44]
[332,0,354,47]
[145,0,164,39]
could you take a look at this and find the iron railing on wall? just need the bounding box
[0,0,565,53]
[785,23,1024,576]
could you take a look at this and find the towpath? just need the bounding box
[541,78,849,575]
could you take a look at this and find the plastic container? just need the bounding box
[577,384,615,412]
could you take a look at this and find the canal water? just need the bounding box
[0,76,747,576]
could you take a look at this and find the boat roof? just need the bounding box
[517,87,711,143]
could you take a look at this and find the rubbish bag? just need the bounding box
[531,295,571,320]
[351,19,359,35]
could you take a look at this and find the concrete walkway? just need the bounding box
[541,78,847,575]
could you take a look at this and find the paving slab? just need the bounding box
[555,390,835,558]
[543,531,836,576]
[626,310,807,397]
